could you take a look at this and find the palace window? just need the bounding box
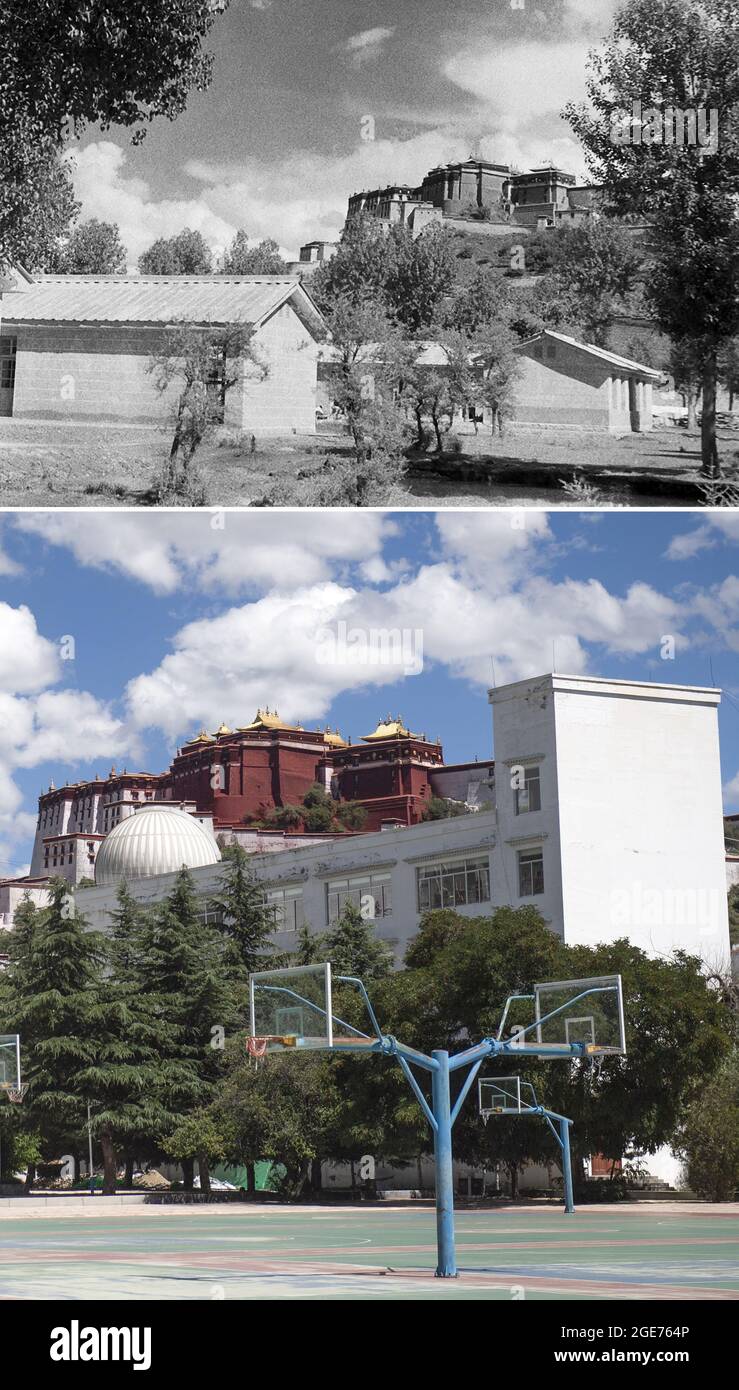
[514,765,541,815]
[518,849,544,897]
[416,856,490,912]
[265,886,305,933]
[327,871,392,925]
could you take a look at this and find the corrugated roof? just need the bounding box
[3,274,326,332]
[517,330,662,379]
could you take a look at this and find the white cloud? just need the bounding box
[0,603,140,872]
[122,516,685,742]
[67,142,237,269]
[14,512,393,596]
[343,27,396,67]
[0,603,60,694]
[666,513,739,561]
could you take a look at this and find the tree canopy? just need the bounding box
[565,0,739,473]
[0,2,230,267]
[139,228,213,275]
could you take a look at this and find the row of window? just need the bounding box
[260,850,545,932]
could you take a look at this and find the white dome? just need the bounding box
[95,805,221,886]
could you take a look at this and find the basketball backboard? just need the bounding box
[533,975,625,1055]
[0,1035,21,1091]
[248,962,379,1052]
[478,1075,522,1118]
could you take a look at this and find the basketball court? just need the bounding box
[2,969,736,1300]
[0,1202,737,1300]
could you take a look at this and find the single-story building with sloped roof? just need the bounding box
[513,330,662,432]
[0,274,327,434]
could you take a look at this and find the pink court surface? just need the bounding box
[0,1200,737,1301]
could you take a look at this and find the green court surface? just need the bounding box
[0,1202,737,1301]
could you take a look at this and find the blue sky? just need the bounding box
[1,506,738,877]
[65,0,618,262]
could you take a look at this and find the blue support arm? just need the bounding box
[450,1058,486,1127]
[395,1053,438,1134]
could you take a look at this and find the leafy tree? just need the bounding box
[323,902,393,981]
[302,804,334,832]
[130,869,238,1189]
[291,923,324,966]
[334,801,368,831]
[0,2,230,267]
[0,144,79,270]
[223,230,286,274]
[421,796,470,821]
[441,267,510,335]
[544,938,733,1193]
[297,782,334,832]
[666,337,704,430]
[56,218,127,273]
[400,331,471,453]
[384,224,457,332]
[208,842,275,977]
[375,908,732,1197]
[718,338,739,411]
[139,228,213,275]
[108,881,142,981]
[5,882,107,1161]
[544,220,640,347]
[727,884,739,947]
[675,1050,739,1200]
[565,0,739,475]
[215,1048,341,1196]
[161,1109,230,1195]
[264,804,304,830]
[320,294,412,502]
[312,214,390,312]
[472,322,521,435]
[147,320,266,497]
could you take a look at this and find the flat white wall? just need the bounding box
[70,811,498,959]
[551,676,729,964]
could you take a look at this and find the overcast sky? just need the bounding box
[2,506,739,878]
[67,0,620,263]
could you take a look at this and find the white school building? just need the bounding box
[70,673,730,970]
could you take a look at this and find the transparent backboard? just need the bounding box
[534,975,625,1055]
[478,1075,521,1116]
[248,962,379,1052]
[0,1035,20,1090]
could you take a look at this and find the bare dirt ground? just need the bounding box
[0,417,721,508]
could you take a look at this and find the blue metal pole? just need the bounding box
[431,1050,456,1277]
[560,1117,575,1215]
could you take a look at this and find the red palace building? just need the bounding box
[26,709,494,885]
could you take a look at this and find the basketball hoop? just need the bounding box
[245,1035,296,1069]
[5,1083,27,1104]
[246,1036,270,1063]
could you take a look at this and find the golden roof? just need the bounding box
[362,716,417,742]
[213,723,233,737]
[237,708,301,733]
[323,726,348,747]
[185,728,215,745]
